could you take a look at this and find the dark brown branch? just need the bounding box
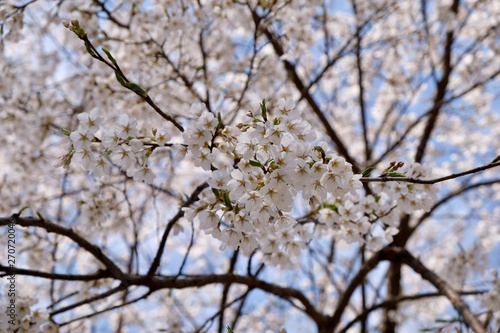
[383,247,486,333]
[128,273,326,326]
[51,284,127,315]
[326,250,384,331]
[147,181,208,276]
[0,216,124,280]
[339,289,488,333]
[411,178,500,234]
[372,107,430,166]
[0,265,111,281]
[58,289,154,327]
[152,38,206,105]
[250,9,359,173]
[0,217,320,324]
[218,250,239,333]
[93,0,130,29]
[414,0,459,163]
[360,161,500,184]
[76,33,185,132]
[351,0,371,163]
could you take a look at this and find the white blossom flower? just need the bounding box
[128,165,156,184]
[112,144,135,170]
[207,169,231,189]
[116,114,139,139]
[235,132,259,160]
[188,103,206,118]
[77,109,102,134]
[129,138,143,153]
[40,322,59,333]
[198,210,220,230]
[366,236,385,251]
[93,155,112,178]
[240,234,258,255]
[220,228,241,250]
[70,127,93,150]
[74,148,96,170]
[102,132,120,150]
[193,147,213,170]
[227,169,251,198]
[154,127,171,145]
[273,98,299,118]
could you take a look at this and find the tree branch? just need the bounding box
[361,161,500,184]
[0,265,110,281]
[326,250,383,331]
[147,181,208,276]
[250,9,360,173]
[339,289,488,333]
[0,216,124,280]
[382,247,486,333]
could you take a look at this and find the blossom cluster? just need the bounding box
[183,99,364,266]
[59,99,437,267]
[180,100,436,266]
[57,109,173,184]
[318,163,436,251]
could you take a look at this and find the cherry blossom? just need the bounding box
[1,1,500,332]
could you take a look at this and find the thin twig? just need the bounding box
[360,161,500,184]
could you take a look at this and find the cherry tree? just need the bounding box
[1,0,499,332]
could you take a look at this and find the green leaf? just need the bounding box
[383,172,405,178]
[212,187,220,198]
[249,159,263,168]
[124,82,148,98]
[491,155,500,164]
[321,203,338,213]
[313,145,325,154]
[101,47,118,67]
[36,211,45,221]
[18,206,30,215]
[100,29,109,40]
[226,326,234,333]
[259,99,267,121]
[103,149,113,157]
[434,318,449,323]
[223,191,233,209]
[114,70,126,86]
[361,165,376,177]
[72,26,87,39]
[217,112,224,129]
[60,128,72,136]
[387,172,405,177]
[84,41,97,58]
